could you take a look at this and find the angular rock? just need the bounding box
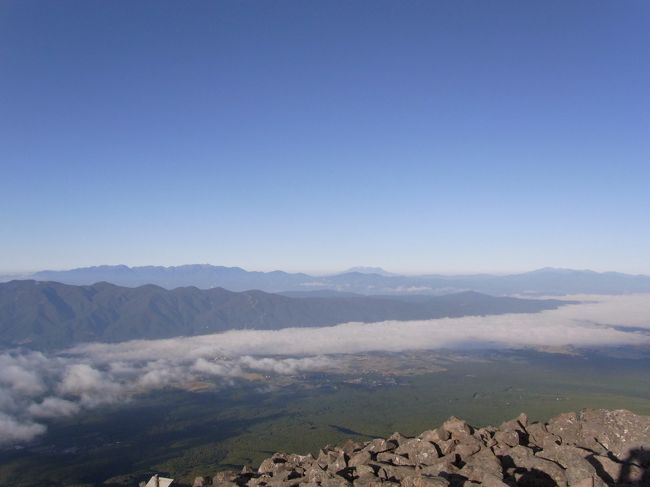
[318,448,346,470]
[193,477,211,487]
[480,473,511,487]
[588,454,646,484]
[213,471,239,482]
[349,450,372,467]
[401,474,450,487]
[377,463,420,482]
[435,439,456,456]
[319,476,353,487]
[264,478,303,487]
[196,409,650,487]
[474,427,497,448]
[353,464,376,478]
[547,412,581,444]
[462,447,503,481]
[258,458,279,475]
[352,478,385,487]
[419,456,460,478]
[570,477,593,487]
[304,464,331,483]
[363,438,397,454]
[341,439,364,455]
[442,417,473,438]
[502,445,568,487]
[578,409,650,462]
[388,432,411,446]
[536,445,605,487]
[328,451,349,473]
[527,422,560,450]
[499,413,528,433]
[494,429,521,448]
[287,453,315,465]
[396,438,441,466]
[377,451,414,466]
[452,436,482,460]
[420,428,451,443]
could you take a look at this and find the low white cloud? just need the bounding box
[192,358,241,377]
[0,353,48,396]
[69,294,650,362]
[28,397,80,418]
[0,351,335,447]
[239,356,333,375]
[0,294,649,447]
[0,412,47,444]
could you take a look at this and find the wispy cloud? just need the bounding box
[1,294,649,446]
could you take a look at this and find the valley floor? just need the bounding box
[1,348,650,487]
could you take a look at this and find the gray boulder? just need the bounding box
[198,409,650,487]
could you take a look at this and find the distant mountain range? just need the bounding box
[343,266,398,276]
[15,265,650,295]
[0,280,569,351]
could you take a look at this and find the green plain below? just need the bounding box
[1,349,649,487]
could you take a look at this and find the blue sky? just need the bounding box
[1,1,649,274]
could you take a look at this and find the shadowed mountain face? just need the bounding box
[0,280,569,351]
[24,265,650,295]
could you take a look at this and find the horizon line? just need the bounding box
[1,263,649,278]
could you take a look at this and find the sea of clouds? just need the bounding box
[1,294,650,446]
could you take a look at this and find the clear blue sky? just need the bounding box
[1,1,649,274]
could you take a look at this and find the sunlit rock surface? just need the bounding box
[193,409,650,487]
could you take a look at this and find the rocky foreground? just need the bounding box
[192,409,650,487]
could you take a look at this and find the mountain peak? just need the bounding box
[342,266,396,276]
[528,267,597,275]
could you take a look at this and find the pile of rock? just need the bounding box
[193,409,649,487]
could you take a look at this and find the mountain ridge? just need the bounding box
[0,280,570,351]
[15,265,650,295]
